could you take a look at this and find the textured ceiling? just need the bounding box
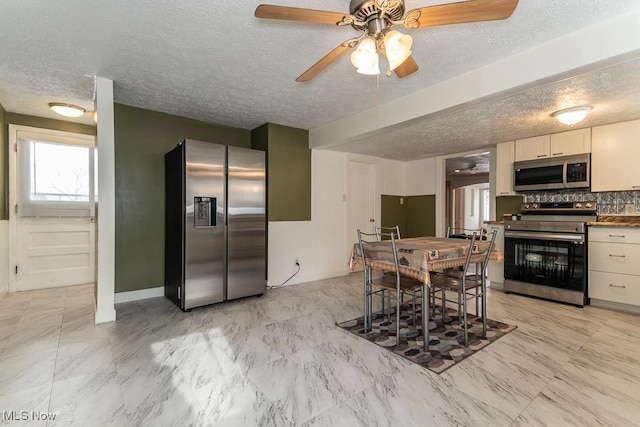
[1,1,640,160]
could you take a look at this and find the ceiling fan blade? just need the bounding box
[296,41,355,82]
[255,4,351,25]
[403,0,518,29]
[394,55,419,78]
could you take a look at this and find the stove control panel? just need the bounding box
[520,201,597,214]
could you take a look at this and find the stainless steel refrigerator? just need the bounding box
[164,139,266,310]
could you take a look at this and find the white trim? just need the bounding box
[115,286,164,304]
[590,298,640,315]
[0,221,8,300]
[94,77,116,325]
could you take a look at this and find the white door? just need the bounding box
[9,125,96,292]
[347,160,376,254]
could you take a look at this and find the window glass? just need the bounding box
[30,141,91,202]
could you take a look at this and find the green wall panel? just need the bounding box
[381,195,406,238]
[7,113,96,136]
[0,104,6,220]
[114,103,251,293]
[496,195,523,220]
[405,195,436,238]
[251,123,310,222]
[381,194,436,238]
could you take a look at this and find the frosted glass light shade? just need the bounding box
[384,30,412,71]
[350,38,380,75]
[49,103,86,118]
[551,106,592,125]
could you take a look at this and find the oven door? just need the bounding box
[504,231,585,292]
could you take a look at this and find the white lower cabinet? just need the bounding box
[589,227,640,309]
[486,223,504,289]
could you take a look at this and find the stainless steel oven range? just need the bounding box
[503,201,597,306]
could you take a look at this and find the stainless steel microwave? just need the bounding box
[514,153,590,192]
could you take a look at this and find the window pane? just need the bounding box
[30,141,91,202]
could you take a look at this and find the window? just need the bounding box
[18,137,95,217]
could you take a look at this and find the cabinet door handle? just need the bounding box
[609,254,626,258]
[609,284,627,289]
[552,152,563,156]
[499,192,509,195]
[536,154,547,158]
[609,234,626,238]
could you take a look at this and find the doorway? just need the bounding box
[445,153,490,234]
[347,159,377,267]
[9,125,96,292]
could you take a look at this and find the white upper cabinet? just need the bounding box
[515,135,551,161]
[549,128,591,157]
[592,119,640,192]
[515,129,591,162]
[496,141,516,196]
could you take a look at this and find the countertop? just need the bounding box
[588,215,640,228]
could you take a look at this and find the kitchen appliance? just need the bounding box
[254,0,518,82]
[164,139,266,311]
[503,201,596,306]
[514,153,590,192]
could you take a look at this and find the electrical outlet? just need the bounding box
[625,203,635,215]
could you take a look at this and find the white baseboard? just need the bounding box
[590,298,640,315]
[115,286,164,304]
[94,307,116,324]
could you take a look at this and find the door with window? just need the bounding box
[9,125,96,292]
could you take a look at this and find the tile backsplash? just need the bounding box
[522,190,640,215]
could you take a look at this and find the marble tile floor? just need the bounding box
[1,276,640,426]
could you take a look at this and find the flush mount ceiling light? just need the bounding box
[48,102,86,118]
[551,106,592,126]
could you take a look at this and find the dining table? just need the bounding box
[349,235,503,351]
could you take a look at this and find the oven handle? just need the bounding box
[504,230,585,243]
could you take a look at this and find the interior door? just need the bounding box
[347,160,376,266]
[9,125,96,292]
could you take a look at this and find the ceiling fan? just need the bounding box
[255,0,519,82]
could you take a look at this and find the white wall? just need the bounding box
[381,158,406,195]
[267,150,407,287]
[0,221,8,301]
[405,157,437,196]
[461,183,489,231]
[267,150,348,286]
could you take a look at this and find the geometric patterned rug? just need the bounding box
[336,303,517,374]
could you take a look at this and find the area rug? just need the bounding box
[336,304,516,374]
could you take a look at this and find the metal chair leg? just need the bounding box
[422,284,429,352]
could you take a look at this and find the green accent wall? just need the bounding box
[114,103,251,293]
[251,123,311,221]
[381,194,436,238]
[381,195,406,238]
[0,103,6,220]
[496,195,523,220]
[406,195,436,237]
[7,113,96,136]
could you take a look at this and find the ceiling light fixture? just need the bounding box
[350,29,413,76]
[350,37,380,75]
[48,102,86,118]
[551,106,592,126]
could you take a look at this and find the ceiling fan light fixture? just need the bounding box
[551,106,592,126]
[48,102,86,118]
[384,30,413,71]
[350,37,380,75]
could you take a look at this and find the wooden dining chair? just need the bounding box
[429,230,497,346]
[357,229,424,342]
